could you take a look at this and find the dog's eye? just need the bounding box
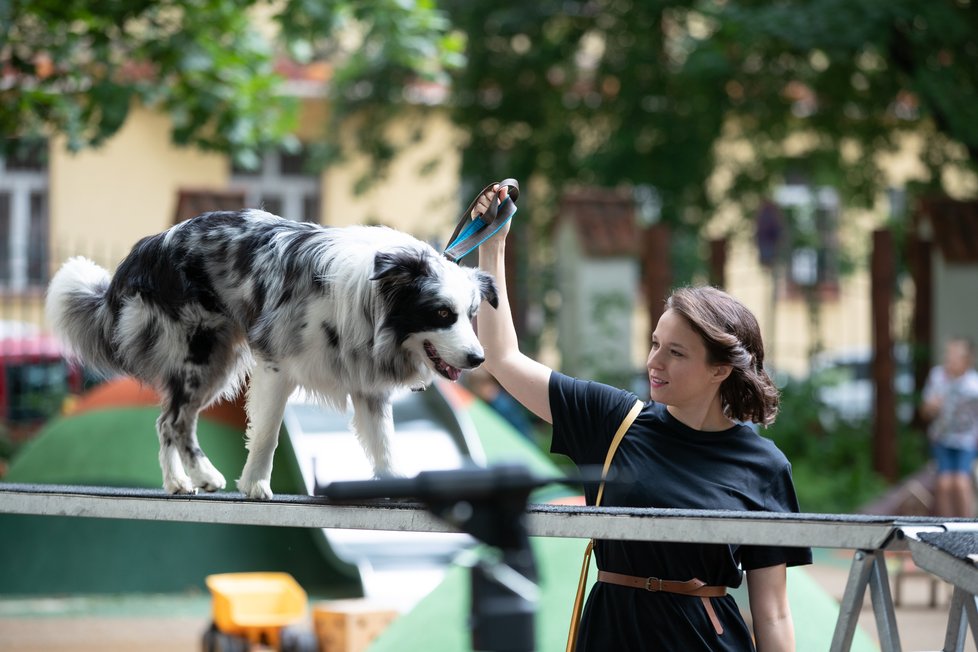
[437,309,450,319]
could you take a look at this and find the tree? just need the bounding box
[445,0,978,238]
[709,1,978,209]
[0,0,461,171]
[4,0,976,227]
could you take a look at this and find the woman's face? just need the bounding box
[646,309,722,406]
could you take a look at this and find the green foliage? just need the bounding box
[444,1,729,230]
[3,0,290,166]
[765,374,928,514]
[1,0,461,173]
[708,0,978,208]
[282,0,466,186]
[444,0,978,280]
[4,0,977,223]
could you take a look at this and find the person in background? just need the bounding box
[474,184,811,651]
[921,336,978,518]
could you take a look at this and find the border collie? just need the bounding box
[45,209,498,499]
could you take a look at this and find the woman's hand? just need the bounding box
[470,183,513,246]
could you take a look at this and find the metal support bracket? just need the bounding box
[831,549,902,652]
[943,586,978,652]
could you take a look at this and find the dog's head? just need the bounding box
[370,248,498,381]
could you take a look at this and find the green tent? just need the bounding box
[0,406,361,596]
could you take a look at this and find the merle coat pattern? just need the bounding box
[46,209,498,499]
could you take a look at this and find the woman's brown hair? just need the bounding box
[665,286,780,426]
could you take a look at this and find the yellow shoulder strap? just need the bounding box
[594,400,643,507]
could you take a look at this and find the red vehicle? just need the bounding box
[0,321,86,440]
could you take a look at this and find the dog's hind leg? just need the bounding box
[350,392,396,477]
[183,416,227,492]
[156,403,196,495]
[237,361,296,500]
[157,375,229,494]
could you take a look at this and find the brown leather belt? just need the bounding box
[597,571,726,635]
[596,571,727,597]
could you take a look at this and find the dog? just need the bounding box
[45,209,498,499]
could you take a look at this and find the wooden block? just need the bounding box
[313,600,399,652]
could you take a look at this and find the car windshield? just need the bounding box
[3,360,70,423]
[288,403,350,433]
[288,390,443,435]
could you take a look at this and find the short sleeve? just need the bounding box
[549,371,640,467]
[740,462,813,570]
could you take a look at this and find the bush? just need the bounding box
[765,375,928,514]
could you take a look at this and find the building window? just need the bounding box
[231,147,322,224]
[0,140,49,291]
[773,183,841,298]
[0,193,11,285]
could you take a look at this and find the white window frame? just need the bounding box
[0,149,48,292]
[230,149,321,223]
[773,183,841,290]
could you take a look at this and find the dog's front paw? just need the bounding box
[237,477,274,500]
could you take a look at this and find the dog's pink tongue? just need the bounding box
[445,366,462,382]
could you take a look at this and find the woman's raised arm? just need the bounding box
[475,186,553,423]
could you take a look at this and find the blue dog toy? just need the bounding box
[443,178,520,263]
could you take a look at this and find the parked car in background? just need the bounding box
[283,381,485,609]
[0,321,102,439]
[811,345,915,426]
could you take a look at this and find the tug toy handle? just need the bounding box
[443,178,520,263]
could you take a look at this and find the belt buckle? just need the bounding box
[644,577,663,592]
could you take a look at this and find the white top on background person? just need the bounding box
[923,337,978,451]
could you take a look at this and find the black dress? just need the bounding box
[550,372,813,651]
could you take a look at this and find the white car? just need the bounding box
[812,346,914,425]
[283,381,485,609]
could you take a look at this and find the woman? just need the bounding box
[474,185,811,651]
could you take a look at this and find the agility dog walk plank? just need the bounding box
[0,482,954,550]
[7,482,978,651]
[0,483,454,533]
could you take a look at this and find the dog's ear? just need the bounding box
[474,270,499,309]
[371,249,430,281]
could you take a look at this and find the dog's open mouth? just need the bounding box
[424,341,462,381]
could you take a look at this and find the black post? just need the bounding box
[318,465,544,651]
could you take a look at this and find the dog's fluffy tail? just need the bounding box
[45,257,118,372]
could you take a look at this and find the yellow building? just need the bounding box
[0,99,463,330]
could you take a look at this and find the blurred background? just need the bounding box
[1,1,977,650]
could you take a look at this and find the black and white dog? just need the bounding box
[46,209,498,499]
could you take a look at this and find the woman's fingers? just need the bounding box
[471,183,506,219]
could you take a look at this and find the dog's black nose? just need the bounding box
[467,352,485,368]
